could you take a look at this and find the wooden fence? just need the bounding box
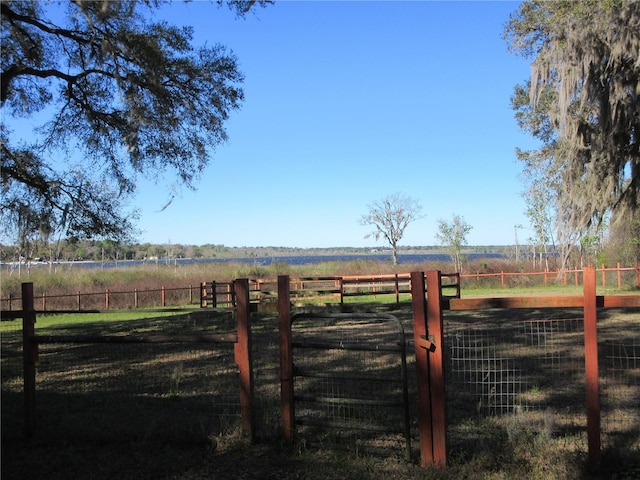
[277,269,640,469]
[2,263,638,314]
[3,271,640,470]
[408,268,640,469]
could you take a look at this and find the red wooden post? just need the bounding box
[501,271,505,288]
[395,273,400,305]
[601,264,606,288]
[636,260,640,289]
[426,270,447,466]
[161,286,166,307]
[583,267,601,469]
[278,275,294,443]
[410,271,434,466]
[616,262,622,289]
[234,278,255,441]
[22,282,37,438]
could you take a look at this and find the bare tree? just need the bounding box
[435,214,472,273]
[360,193,423,265]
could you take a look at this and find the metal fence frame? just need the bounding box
[280,310,412,459]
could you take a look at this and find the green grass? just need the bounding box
[0,307,194,332]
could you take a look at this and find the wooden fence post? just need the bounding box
[410,271,434,466]
[583,267,601,469]
[425,270,447,466]
[636,260,640,289]
[22,282,37,438]
[278,275,294,443]
[199,282,205,308]
[161,286,166,307]
[105,289,110,310]
[234,278,255,442]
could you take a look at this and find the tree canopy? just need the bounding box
[1,0,269,248]
[435,214,472,273]
[505,0,640,260]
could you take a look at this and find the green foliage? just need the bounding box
[435,214,472,272]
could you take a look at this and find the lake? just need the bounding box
[9,253,508,270]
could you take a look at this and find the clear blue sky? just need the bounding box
[39,1,545,248]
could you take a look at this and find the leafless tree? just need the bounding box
[360,193,423,265]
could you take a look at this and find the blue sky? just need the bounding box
[24,1,543,248]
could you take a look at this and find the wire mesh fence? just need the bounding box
[3,300,638,468]
[1,318,24,437]
[444,307,640,455]
[1,310,244,449]
[599,312,640,450]
[289,312,411,458]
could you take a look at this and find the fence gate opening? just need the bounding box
[281,311,411,459]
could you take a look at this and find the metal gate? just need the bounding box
[286,312,411,458]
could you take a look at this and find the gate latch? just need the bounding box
[417,335,436,352]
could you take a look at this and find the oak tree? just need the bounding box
[1,0,269,250]
[505,0,640,263]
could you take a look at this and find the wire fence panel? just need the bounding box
[1,310,244,450]
[444,307,640,459]
[444,310,589,454]
[599,310,640,451]
[1,318,24,439]
[290,312,411,458]
[33,341,241,444]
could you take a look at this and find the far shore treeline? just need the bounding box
[1,241,514,264]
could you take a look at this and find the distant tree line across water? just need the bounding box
[0,240,513,264]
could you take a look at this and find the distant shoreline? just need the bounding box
[2,251,513,269]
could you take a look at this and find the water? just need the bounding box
[6,253,508,270]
